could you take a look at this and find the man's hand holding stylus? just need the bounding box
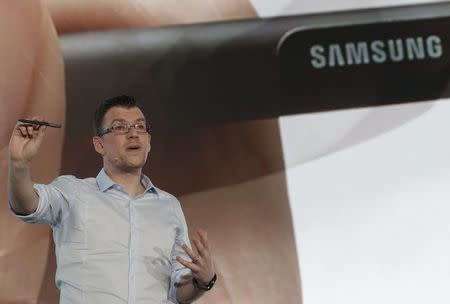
[8,116,47,215]
[9,117,48,166]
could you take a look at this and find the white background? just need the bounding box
[280,100,450,304]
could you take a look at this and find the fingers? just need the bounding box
[181,243,199,262]
[191,229,210,259]
[16,125,28,137]
[16,123,39,138]
[35,125,47,144]
[176,243,204,273]
[177,229,215,283]
[179,229,211,266]
[176,255,201,273]
[15,116,46,138]
[192,238,206,257]
[16,124,40,138]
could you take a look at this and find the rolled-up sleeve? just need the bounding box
[9,176,71,226]
[168,199,193,304]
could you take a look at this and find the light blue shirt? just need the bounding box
[10,169,192,304]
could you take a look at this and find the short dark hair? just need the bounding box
[93,95,147,135]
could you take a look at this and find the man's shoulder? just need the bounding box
[153,187,179,202]
[50,175,97,190]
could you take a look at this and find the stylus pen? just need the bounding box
[18,119,62,128]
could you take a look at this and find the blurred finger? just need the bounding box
[17,125,28,137]
[192,238,206,257]
[181,244,198,261]
[26,125,34,137]
[32,127,40,138]
[176,256,201,273]
[35,126,47,143]
[30,124,42,136]
[197,229,209,249]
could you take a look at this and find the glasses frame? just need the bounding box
[98,122,152,137]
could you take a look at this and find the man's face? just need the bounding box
[93,106,151,172]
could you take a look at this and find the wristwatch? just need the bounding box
[192,273,217,291]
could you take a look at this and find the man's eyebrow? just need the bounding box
[110,118,146,124]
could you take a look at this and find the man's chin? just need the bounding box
[121,160,147,172]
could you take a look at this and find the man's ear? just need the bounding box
[146,134,151,153]
[93,136,105,156]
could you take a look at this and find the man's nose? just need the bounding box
[127,126,139,137]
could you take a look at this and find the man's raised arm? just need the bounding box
[8,120,47,215]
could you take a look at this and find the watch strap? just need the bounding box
[193,273,217,291]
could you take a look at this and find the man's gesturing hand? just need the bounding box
[176,228,215,286]
[9,116,47,166]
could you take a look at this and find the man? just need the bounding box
[7,95,216,303]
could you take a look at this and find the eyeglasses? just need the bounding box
[98,122,152,136]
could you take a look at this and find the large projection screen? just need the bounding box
[59,3,450,303]
[1,1,449,303]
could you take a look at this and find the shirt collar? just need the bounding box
[140,174,158,194]
[96,168,157,194]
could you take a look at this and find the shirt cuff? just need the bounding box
[9,184,46,224]
[168,268,192,304]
